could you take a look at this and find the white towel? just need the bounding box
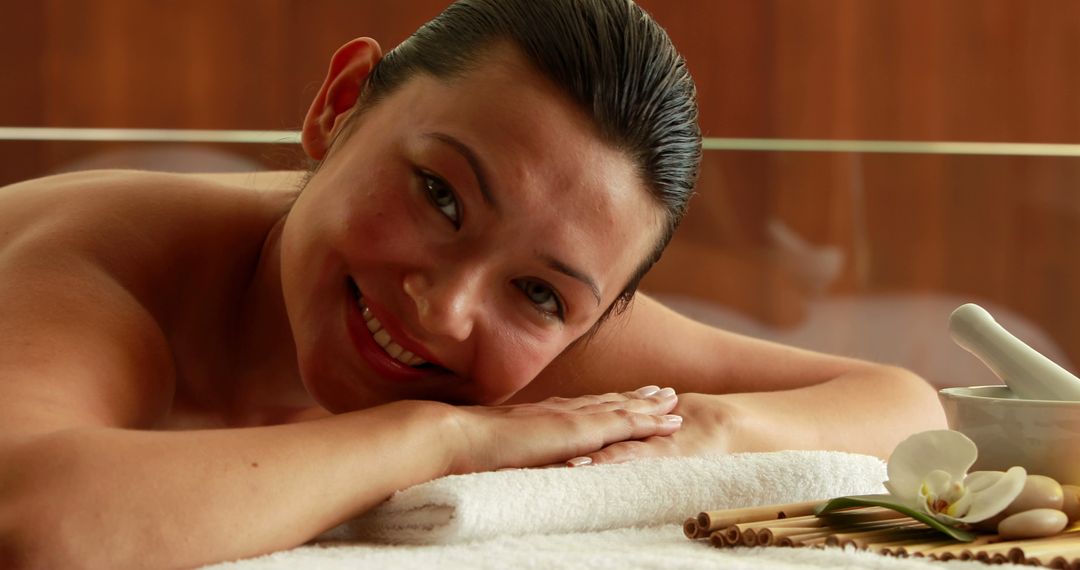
[212,524,990,570]
[320,451,887,545]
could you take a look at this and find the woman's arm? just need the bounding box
[2,402,455,568]
[2,392,680,569]
[520,293,947,459]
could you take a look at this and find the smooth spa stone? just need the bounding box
[973,474,1067,532]
[997,508,1069,539]
[1003,475,1065,516]
[1062,485,1080,522]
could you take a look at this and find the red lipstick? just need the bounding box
[344,279,441,382]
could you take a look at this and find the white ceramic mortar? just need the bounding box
[939,386,1080,485]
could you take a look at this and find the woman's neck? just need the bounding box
[224,189,320,425]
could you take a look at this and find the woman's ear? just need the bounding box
[302,37,383,160]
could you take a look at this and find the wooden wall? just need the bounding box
[3,1,1080,368]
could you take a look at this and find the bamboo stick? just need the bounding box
[708,504,910,541]
[708,530,726,548]
[757,525,836,546]
[804,527,912,549]
[683,518,701,539]
[818,506,913,526]
[732,514,827,530]
[719,513,874,546]
[773,527,847,548]
[955,532,1080,565]
[830,525,939,550]
[805,519,925,548]
[722,525,741,545]
[878,538,954,557]
[912,534,998,560]
[781,527,855,548]
[1021,543,1080,558]
[815,519,910,537]
[696,500,825,533]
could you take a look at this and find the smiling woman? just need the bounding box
[283,41,664,409]
[0,0,945,568]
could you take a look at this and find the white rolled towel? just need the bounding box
[319,451,887,545]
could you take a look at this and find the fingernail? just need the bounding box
[662,414,683,425]
[635,385,661,397]
[657,387,676,398]
[567,456,593,467]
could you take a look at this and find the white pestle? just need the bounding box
[949,303,1080,401]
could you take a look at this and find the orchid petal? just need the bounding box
[949,485,975,518]
[951,466,1027,523]
[885,430,977,502]
[963,471,1004,493]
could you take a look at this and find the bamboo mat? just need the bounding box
[684,501,1080,569]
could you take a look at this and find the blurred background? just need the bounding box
[3,0,1080,389]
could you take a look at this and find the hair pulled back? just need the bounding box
[360,0,701,312]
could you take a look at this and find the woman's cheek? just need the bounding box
[476,331,565,403]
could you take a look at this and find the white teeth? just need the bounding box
[357,296,429,367]
[373,329,392,347]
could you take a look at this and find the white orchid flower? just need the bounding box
[882,430,1026,524]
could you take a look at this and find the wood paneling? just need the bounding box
[3,0,1080,366]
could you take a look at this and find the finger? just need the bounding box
[535,385,664,410]
[575,388,678,415]
[576,411,683,453]
[519,409,682,468]
[462,399,683,472]
[582,435,680,466]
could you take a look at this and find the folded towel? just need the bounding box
[319,451,887,545]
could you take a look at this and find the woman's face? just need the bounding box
[281,48,662,412]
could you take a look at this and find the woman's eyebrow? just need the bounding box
[543,255,601,306]
[423,132,498,210]
[422,131,599,306]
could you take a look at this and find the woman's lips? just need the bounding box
[343,279,439,382]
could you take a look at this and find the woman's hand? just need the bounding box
[445,386,682,474]
[564,392,733,466]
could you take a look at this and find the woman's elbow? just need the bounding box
[879,364,949,430]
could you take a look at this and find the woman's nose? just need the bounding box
[402,270,478,341]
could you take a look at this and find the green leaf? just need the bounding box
[814,494,977,542]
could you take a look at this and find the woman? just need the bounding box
[0,0,945,567]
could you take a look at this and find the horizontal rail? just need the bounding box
[3,127,1080,157]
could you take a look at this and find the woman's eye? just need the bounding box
[419,171,461,227]
[515,279,565,321]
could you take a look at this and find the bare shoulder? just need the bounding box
[0,169,298,238]
[0,170,299,439]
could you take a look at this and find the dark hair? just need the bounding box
[358,0,700,318]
